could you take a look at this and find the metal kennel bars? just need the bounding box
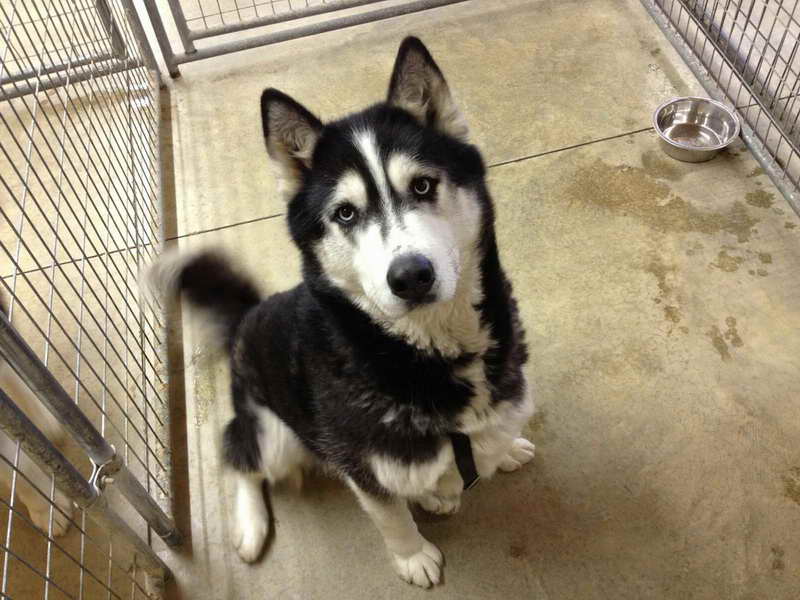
[643,0,800,214]
[0,0,177,597]
[143,0,469,78]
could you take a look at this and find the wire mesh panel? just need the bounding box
[182,0,336,32]
[1,0,125,85]
[0,0,171,595]
[0,449,152,599]
[146,0,470,76]
[644,0,800,212]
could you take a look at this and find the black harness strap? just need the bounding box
[449,432,480,490]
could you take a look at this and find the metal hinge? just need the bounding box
[88,445,124,494]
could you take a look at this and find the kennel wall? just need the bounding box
[0,0,176,597]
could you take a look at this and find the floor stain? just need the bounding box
[724,317,743,348]
[644,256,682,324]
[664,305,681,323]
[645,256,674,297]
[530,408,547,432]
[507,539,528,559]
[771,545,785,571]
[679,326,689,334]
[685,241,704,256]
[747,166,765,178]
[757,252,772,264]
[706,325,731,360]
[786,222,797,229]
[642,149,684,181]
[571,160,759,242]
[782,467,800,506]
[746,189,775,209]
[711,250,744,272]
[757,268,768,277]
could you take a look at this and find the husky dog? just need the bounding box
[0,297,73,536]
[149,37,534,587]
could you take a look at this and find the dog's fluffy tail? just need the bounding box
[142,248,261,351]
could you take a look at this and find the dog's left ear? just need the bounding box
[387,36,469,141]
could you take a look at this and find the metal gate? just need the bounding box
[142,0,470,78]
[643,0,800,214]
[0,0,177,597]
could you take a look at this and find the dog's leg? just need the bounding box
[417,464,462,515]
[232,472,269,563]
[348,480,443,588]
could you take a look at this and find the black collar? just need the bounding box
[449,432,480,490]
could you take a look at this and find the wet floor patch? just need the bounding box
[570,159,759,242]
[746,189,775,209]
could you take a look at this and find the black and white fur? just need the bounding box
[148,37,534,588]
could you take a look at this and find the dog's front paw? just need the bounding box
[234,516,268,563]
[499,437,536,472]
[391,540,443,588]
[418,493,460,515]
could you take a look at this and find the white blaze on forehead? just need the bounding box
[386,153,431,196]
[332,169,368,211]
[353,129,391,207]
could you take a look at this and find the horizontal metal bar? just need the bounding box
[1,59,144,101]
[114,465,181,546]
[0,52,114,85]
[172,0,470,65]
[641,0,800,215]
[0,313,116,463]
[0,386,169,578]
[189,0,387,41]
[0,313,182,547]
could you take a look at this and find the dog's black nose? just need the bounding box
[387,254,435,302]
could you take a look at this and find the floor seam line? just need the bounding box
[487,127,654,169]
[0,214,287,280]
[166,212,285,240]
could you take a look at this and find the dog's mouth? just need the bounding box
[405,293,437,310]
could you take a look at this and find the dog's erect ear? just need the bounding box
[387,36,468,141]
[261,88,324,199]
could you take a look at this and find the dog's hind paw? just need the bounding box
[391,540,443,588]
[499,437,536,472]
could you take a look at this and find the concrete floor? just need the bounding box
[160,1,800,598]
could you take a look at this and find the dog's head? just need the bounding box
[261,37,487,320]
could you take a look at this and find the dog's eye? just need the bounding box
[411,177,436,199]
[334,204,358,225]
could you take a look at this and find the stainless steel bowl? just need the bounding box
[652,97,740,162]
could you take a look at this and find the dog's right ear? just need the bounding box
[261,88,323,200]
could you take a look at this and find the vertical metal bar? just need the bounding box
[164,0,197,54]
[95,0,127,60]
[138,0,181,78]
[1,442,22,596]
[117,0,161,83]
